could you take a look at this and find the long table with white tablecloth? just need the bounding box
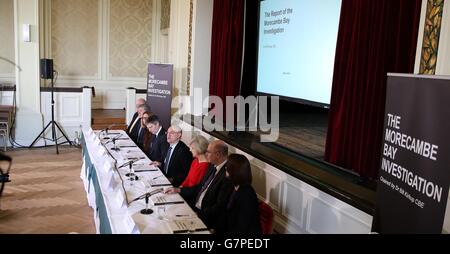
[80,129,209,234]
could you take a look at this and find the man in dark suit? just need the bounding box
[128,104,150,144]
[127,98,146,133]
[166,140,233,230]
[146,115,169,163]
[159,125,193,187]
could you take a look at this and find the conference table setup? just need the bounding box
[80,128,209,234]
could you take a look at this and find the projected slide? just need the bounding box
[257,0,342,105]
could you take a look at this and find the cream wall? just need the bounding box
[40,0,165,109]
[0,0,15,82]
[51,0,99,77]
[189,0,213,116]
[9,0,196,112]
[109,0,152,78]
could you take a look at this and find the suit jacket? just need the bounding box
[146,129,169,163]
[127,112,138,133]
[136,126,148,150]
[127,113,141,143]
[180,163,233,230]
[218,184,262,234]
[161,141,193,187]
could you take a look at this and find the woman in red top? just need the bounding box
[180,135,210,188]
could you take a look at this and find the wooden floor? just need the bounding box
[276,111,327,160]
[0,147,95,234]
[92,109,127,130]
[92,109,125,118]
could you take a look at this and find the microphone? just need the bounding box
[119,158,140,169]
[99,124,122,139]
[105,133,123,144]
[108,134,124,151]
[130,188,164,215]
[131,188,164,203]
[125,162,139,181]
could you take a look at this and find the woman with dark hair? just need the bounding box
[139,111,153,152]
[220,154,261,234]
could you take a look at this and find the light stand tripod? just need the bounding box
[29,74,72,154]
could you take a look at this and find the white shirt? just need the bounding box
[155,126,162,137]
[165,142,179,166]
[195,160,227,209]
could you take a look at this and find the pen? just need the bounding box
[152,175,164,180]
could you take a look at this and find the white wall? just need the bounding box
[39,88,91,146]
[189,0,213,116]
[14,0,44,146]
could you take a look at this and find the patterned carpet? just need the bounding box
[0,147,95,234]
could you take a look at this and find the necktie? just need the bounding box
[195,168,217,203]
[150,135,156,149]
[163,146,172,174]
[129,117,140,133]
[138,128,143,141]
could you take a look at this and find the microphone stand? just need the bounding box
[99,128,110,140]
[111,138,120,152]
[141,194,153,215]
[29,74,72,154]
[129,188,163,215]
[125,162,138,181]
[99,136,131,205]
[0,156,12,207]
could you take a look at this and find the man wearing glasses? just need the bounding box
[158,125,193,187]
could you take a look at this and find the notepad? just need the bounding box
[133,162,158,172]
[168,218,208,234]
[152,195,185,206]
[150,177,171,187]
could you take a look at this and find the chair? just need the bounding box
[0,115,9,152]
[259,201,274,234]
[0,108,12,152]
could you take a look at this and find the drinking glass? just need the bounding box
[157,206,166,220]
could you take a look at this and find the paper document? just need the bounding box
[133,163,159,172]
[168,218,208,234]
[150,177,172,187]
[152,195,185,206]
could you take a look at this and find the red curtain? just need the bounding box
[325,0,422,180]
[209,0,245,120]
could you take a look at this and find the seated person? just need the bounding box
[217,154,261,234]
[136,111,152,150]
[180,135,210,188]
[129,104,150,143]
[127,98,146,133]
[145,115,168,163]
[157,125,193,187]
[165,141,233,231]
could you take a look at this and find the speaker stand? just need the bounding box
[29,78,72,154]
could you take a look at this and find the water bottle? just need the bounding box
[74,131,80,147]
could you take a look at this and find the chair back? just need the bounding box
[259,201,274,234]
